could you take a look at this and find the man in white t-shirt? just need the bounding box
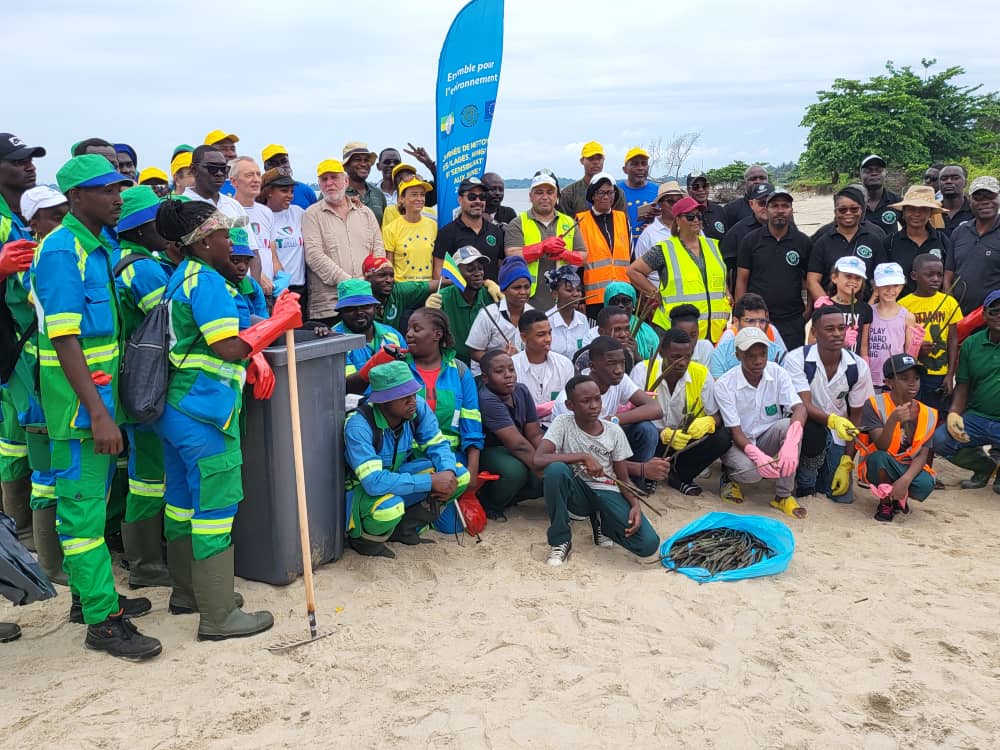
[183,145,262,261]
[784,305,874,503]
[552,336,667,490]
[715,327,808,518]
[512,309,574,425]
[229,156,277,294]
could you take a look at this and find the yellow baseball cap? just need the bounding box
[261,143,287,163]
[391,162,418,181]
[624,146,649,164]
[203,129,239,145]
[398,178,433,197]
[317,159,345,177]
[138,167,169,184]
[580,141,604,158]
[170,151,192,175]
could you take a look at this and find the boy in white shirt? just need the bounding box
[512,309,574,425]
[715,327,808,518]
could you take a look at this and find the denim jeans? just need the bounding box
[934,411,1000,457]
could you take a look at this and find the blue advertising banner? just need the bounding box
[435,0,504,226]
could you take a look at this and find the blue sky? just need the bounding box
[9,0,1000,183]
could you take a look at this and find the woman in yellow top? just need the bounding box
[382,178,437,282]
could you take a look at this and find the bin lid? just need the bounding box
[263,330,368,366]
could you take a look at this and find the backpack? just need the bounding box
[802,344,859,391]
[117,264,195,424]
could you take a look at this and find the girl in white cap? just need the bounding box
[868,262,917,391]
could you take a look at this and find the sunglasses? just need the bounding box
[198,163,229,175]
[836,206,861,214]
[464,192,486,202]
[986,306,1000,317]
[679,213,702,222]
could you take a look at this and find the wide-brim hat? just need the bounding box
[342,141,377,164]
[890,185,943,214]
[368,361,421,404]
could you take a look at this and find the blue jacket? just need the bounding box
[344,396,456,498]
[406,351,483,454]
[333,321,404,375]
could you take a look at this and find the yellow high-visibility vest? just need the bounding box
[651,235,731,343]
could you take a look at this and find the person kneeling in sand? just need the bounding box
[856,354,938,522]
[715,327,808,518]
[534,375,661,566]
[344,362,470,558]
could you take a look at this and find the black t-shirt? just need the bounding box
[831,299,873,355]
[737,225,812,319]
[479,382,538,449]
[433,216,505,282]
[808,221,887,289]
[884,226,951,297]
[700,201,728,242]
[721,215,762,263]
[946,217,1000,313]
[492,205,517,227]
[864,189,902,235]
[723,197,753,227]
[942,197,974,238]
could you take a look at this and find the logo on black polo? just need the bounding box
[486,235,497,246]
[930,248,942,259]
[857,245,873,259]
[714,221,724,233]
[882,210,897,224]
[785,250,800,266]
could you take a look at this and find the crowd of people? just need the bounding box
[3,130,1000,664]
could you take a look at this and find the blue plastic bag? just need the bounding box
[659,512,795,583]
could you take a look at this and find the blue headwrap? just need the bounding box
[498,256,532,291]
[115,143,137,167]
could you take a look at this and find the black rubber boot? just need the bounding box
[348,536,396,558]
[121,516,172,589]
[166,536,243,615]
[949,447,997,489]
[70,593,151,624]
[2,477,34,552]
[0,622,22,643]
[388,506,436,545]
[32,505,67,585]
[85,612,162,661]
[192,546,273,641]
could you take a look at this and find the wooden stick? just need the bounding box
[481,304,511,345]
[546,298,581,317]
[285,330,319,639]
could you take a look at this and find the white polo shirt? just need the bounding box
[631,359,718,429]
[513,350,574,425]
[715,360,801,440]
[546,305,590,361]
[783,345,874,445]
[465,299,532,376]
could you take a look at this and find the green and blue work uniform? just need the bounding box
[332,320,403,376]
[344,396,469,541]
[405,351,483,533]
[115,240,175,524]
[31,214,123,624]
[152,257,247,561]
[234,275,268,328]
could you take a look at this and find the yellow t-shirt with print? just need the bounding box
[899,291,961,375]
[382,215,437,282]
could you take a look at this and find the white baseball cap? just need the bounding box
[873,262,906,287]
[20,185,67,222]
[833,255,868,278]
[734,326,771,351]
[529,173,558,190]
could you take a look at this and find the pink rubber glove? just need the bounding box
[813,295,833,309]
[843,325,858,349]
[777,420,803,477]
[744,444,781,479]
[535,401,554,418]
[870,483,893,500]
[906,324,925,357]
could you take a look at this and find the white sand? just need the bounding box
[5,197,1000,748]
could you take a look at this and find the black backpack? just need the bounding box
[116,259,194,424]
[802,344,859,391]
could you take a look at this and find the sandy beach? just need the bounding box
[5,196,1000,748]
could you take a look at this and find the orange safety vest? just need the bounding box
[727,321,779,343]
[855,393,938,482]
[577,209,631,305]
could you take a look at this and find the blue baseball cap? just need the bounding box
[983,289,1000,309]
[229,227,255,257]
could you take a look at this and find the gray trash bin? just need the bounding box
[233,329,364,585]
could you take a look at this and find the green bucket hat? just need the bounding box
[335,278,379,310]
[116,186,161,233]
[229,227,254,256]
[368,360,421,404]
[56,154,132,193]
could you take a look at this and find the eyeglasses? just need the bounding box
[464,192,486,202]
[741,317,769,326]
[198,163,229,175]
[594,189,615,198]
[986,306,1000,317]
[679,213,702,222]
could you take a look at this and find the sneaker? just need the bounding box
[874,500,895,523]
[547,542,571,566]
[892,497,911,515]
[642,480,658,495]
[589,513,613,548]
[485,508,508,522]
[85,613,162,661]
[70,593,151,624]
[668,474,702,496]
[567,512,588,522]
[720,481,744,504]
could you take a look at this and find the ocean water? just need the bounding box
[504,187,531,214]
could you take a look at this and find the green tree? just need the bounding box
[705,160,749,185]
[799,61,997,181]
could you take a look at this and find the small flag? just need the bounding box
[441,252,466,292]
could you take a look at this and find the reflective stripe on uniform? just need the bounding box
[355,459,383,480]
[31,481,56,499]
[417,431,448,451]
[191,517,234,535]
[61,536,104,556]
[165,504,194,523]
[44,312,83,338]
[371,494,405,523]
[0,439,28,458]
[459,407,481,423]
[128,477,164,497]
[38,343,119,368]
[169,352,245,386]
[200,317,239,345]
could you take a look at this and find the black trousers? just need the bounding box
[801,419,828,459]
[656,426,732,482]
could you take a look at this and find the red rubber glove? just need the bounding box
[238,291,302,358]
[542,236,567,258]
[246,352,275,399]
[91,370,113,386]
[957,306,984,344]
[357,343,408,383]
[521,242,546,263]
[0,239,36,280]
[557,249,584,266]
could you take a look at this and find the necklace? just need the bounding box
[522,358,553,400]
